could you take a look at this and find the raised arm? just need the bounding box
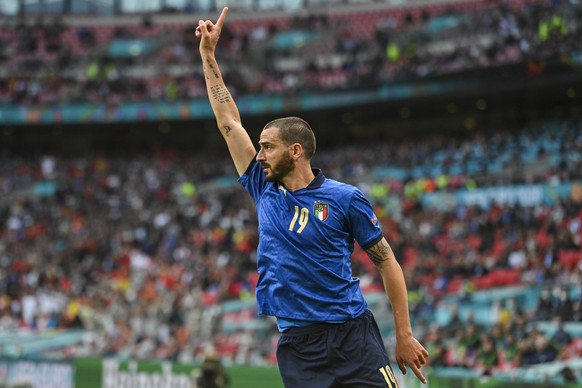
[196,7,256,176]
[365,237,429,384]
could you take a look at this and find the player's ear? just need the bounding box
[290,143,302,159]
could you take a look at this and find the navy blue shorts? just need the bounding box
[276,310,399,388]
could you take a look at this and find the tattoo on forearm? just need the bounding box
[210,85,231,103]
[366,240,393,266]
[223,125,232,136]
[205,59,220,79]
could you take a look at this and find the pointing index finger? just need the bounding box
[410,363,427,384]
[216,6,229,29]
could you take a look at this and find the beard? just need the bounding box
[264,153,294,182]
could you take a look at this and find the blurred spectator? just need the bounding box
[194,352,231,388]
[552,320,573,358]
[559,366,579,384]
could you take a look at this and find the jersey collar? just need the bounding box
[306,168,325,189]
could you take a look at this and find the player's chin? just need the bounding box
[264,173,276,182]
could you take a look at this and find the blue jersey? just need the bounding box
[239,160,383,326]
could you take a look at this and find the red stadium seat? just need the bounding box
[559,250,582,270]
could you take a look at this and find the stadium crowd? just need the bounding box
[0,0,580,105]
[0,0,581,381]
[1,115,581,375]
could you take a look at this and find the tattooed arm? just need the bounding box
[366,237,429,384]
[196,7,256,176]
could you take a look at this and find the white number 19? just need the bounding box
[288,206,309,233]
[379,365,398,387]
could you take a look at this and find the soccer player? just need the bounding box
[196,8,428,387]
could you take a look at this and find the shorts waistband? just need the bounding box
[280,310,370,337]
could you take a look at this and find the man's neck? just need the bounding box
[281,167,316,192]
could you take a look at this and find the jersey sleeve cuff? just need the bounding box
[361,234,383,251]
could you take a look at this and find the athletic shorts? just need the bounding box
[276,309,399,388]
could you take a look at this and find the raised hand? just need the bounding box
[196,7,229,54]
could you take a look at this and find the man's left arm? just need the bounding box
[366,237,429,384]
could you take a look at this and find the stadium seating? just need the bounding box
[0,0,572,106]
[0,0,580,381]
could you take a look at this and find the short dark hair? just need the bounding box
[263,117,316,160]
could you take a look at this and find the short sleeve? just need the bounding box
[347,188,383,249]
[238,158,267,203]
